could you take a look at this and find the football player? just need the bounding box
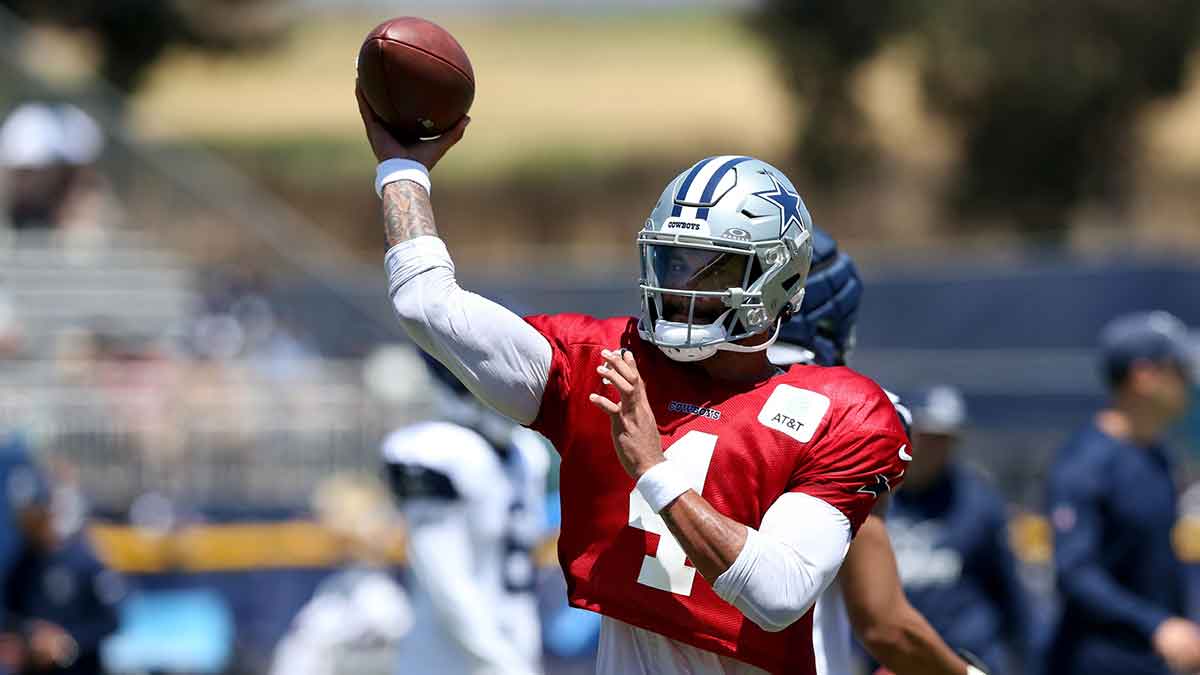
[771,229,986,675]
[1045,311,1199,675]
[383,355,550,675]
[888,386,1030,674]
[359,92,908,674]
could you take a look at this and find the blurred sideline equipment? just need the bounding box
[269,475,412,675]
[357,17,475,143]
[102,589,233,675]
[769,229,982,675]
[375,138,908,671]
[1046,311,1198,675]
[381,355,548,675]
[888,385,1029,674]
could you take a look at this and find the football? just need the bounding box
[356,17,475,142]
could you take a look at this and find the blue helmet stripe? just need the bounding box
[695,156,751,220]
[670,156,717,217]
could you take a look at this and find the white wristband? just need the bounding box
[636,461,691,513]
[375,158,431,198]
[966,668,987,675]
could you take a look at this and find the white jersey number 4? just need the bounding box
[627,431,717,596]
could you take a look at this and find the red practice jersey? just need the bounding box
[524,314,908,674]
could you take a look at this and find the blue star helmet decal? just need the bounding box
[754,171,805,236]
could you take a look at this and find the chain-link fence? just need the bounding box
[2,355,432,517]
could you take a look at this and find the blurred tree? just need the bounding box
[749,2,914,187]
[754,1,1200,238]
[0,0,286,95]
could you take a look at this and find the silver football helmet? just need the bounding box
[638,154,816,360]
[638,156,814,362]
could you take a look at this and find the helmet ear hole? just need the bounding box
[779,304,796,323]
[745,256,765,289]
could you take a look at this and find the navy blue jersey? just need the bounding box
[0,434,50,604]
[1045,422,1184,675]
[888,463,1029,674]
[4,532,123,675]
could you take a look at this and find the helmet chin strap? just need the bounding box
[652,317,784,363]
[715,317,783,354]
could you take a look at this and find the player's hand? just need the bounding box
[356,82,469,170]
[1153,617,1200,672]
[588,349,665,479]
[27,620,76,669]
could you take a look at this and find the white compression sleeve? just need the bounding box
[386,236,553,425]
[712,492,851,633]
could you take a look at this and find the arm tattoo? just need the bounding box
[382,180,438,247]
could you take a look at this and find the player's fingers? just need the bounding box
[601,349,640,388]
[444,115,470,143]
[416,116,470,169]
[618,348,641,385]
[588,393,620,415]
[355,82,411,162]
[429,116,470,152]
[597,362,634,396]
[354,81,369,115]
[355,82,383,127]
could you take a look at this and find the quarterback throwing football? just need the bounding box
[358,89,908,675]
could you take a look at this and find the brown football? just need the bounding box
[357,17,474,142]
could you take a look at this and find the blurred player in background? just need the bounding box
[886,386,1029,674]
[382,354,549,675]
[770,229,986,675]
[360,89,908,675]
[1046,311,1198,675]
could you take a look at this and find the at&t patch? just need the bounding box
[757,384,830,443]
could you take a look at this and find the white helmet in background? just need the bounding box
[0,102,104,169]
[638,156,814,362]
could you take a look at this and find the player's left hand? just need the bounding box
[588,349,665,479]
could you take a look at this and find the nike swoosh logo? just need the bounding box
[898,444,913,461]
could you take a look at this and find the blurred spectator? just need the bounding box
[268,474,411,675]
[0,103,121,247]
[0,432,51,595]
[191,269,318,379]
[0,435,119,675]
[3,455,123,675]
[1045,311,1199,675]
[0,294,24,361]
[887,386,1030,674]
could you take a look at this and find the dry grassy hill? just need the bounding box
[132,12,794,182]
[123,10,1200,268]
